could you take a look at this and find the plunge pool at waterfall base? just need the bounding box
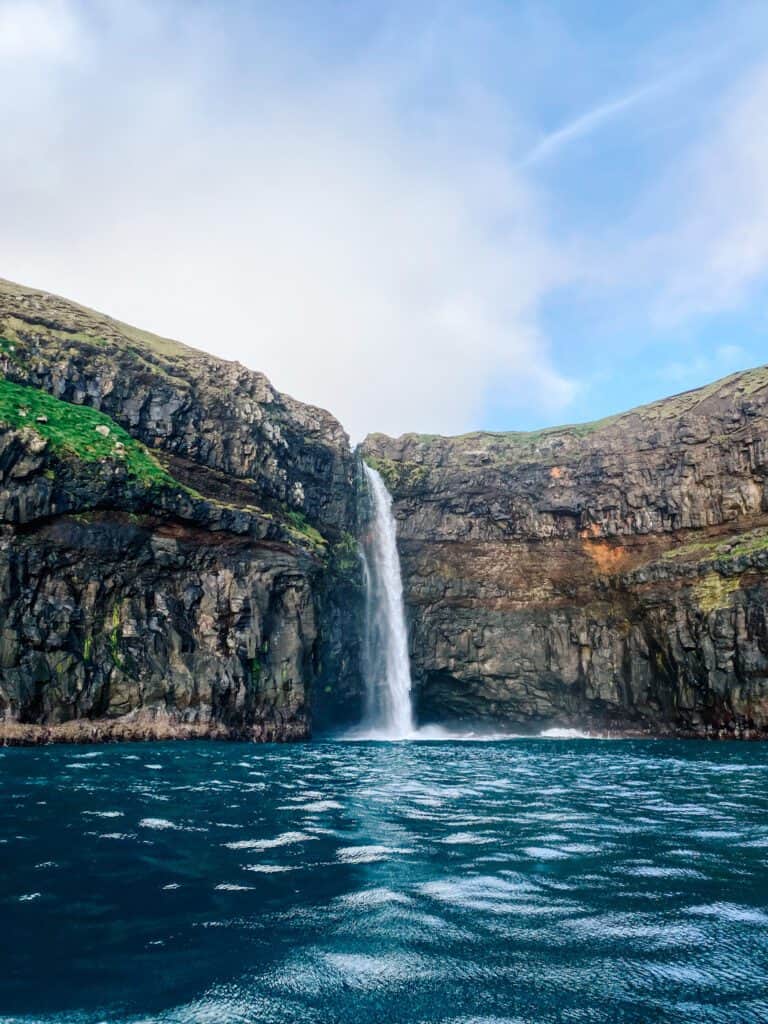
[2,739,767,1024]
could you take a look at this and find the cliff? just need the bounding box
[5,274,768,742]
[0,279,364,743]
[361,368,768,737]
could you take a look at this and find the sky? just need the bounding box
[2,0,768,441]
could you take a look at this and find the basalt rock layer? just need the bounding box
[362,367,768,737]
[0,279,364,743]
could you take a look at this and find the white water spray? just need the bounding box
[359,464,414,739]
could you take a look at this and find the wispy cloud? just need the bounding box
[521,63,705,167]
[522,85,659,166]
[650,62,768,321]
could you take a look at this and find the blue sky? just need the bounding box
[2,0,768,439]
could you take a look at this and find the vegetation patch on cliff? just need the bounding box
[285,509,327,550]
[0,378,177,489]
[328,531,361,582]
[0,335,22,368]
[693,573,742,613]
[662,525,768,564]
[364,453,428,492]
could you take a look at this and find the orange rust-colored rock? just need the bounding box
[583,540,628,574]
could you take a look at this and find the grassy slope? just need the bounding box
[0,376,330,552]
[0,377,177,489]
[0,277,195,360]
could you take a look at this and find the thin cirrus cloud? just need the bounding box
[520,50,723,170]
[521,81,667,167]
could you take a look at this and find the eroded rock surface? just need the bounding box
[0,279,364,742]
[362,368,768,736]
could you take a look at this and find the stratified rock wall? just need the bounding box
[0,279,364,742]
[362,367,768,736]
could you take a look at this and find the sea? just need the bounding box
[1,738,767,1023]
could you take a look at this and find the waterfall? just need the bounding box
[360,464,414,739]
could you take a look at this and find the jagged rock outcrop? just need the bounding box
[0,279,365,742]
[362,367,768,737]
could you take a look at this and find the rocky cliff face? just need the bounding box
[6,276,768,742]
[362,368,768,737]
[0,279,365,742]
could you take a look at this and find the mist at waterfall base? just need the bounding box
[3,740,768,1024]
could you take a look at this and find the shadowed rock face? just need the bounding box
[361,367,768,737]
[0,279,365,743]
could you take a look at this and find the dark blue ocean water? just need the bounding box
[1,739,767,1024]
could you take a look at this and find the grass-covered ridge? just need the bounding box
[364,363,768,461]
[0,377,177,488]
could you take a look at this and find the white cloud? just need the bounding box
[0,0,82,60]
[646,62,768,321]
[0,1,576,441]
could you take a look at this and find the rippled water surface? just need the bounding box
[2,739,768,1023]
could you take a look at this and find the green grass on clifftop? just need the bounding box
[0,377,177,488]
[0,278,196,362]
[363,364,768,465]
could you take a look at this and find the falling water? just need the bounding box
[360,464,414,739]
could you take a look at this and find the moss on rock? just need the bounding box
[0,377,177,489]
[693,573,742,613]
